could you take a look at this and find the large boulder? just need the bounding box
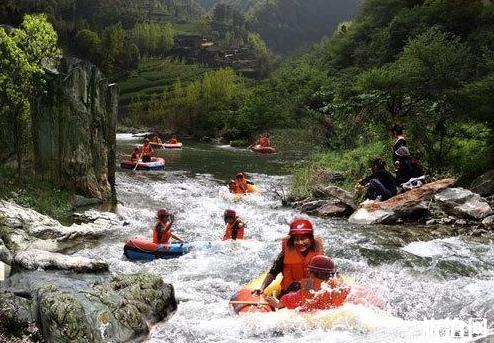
[32,57,118,200]
[297,185,356,217]
[470,169,494,197]
[0,239,12,265]
[349,178,455,225]
[311,185,356,209]
[0,200,118,253]
[2,272,177,342]
[13,249,108,273]
[434,188,492,220]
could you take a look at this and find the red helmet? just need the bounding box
[157,208,170,219]
[308,255,335,274]
[224,209,236,219]
[289,219,313,235]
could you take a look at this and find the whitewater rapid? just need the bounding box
[75,136,494,342]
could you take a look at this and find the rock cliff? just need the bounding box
[32,57,118,200]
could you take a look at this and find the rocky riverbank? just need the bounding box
[289,177,494,233]
[0,200,177,342]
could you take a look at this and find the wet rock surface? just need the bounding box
[0,200,118,253]
[470,169,494,197]
[294,185,356,217]
[12,249,108,273]
[349,179,455,225]
[1,272,177,342]
[434,188,493,220]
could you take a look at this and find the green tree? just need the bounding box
[0,14,60,182]
[101,23,124,76]
[74,29,101,62]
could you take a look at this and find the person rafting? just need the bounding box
[265,255,350,311]
[141,138,153,162]
[253,219,324,297]
[151,134,162,144]
[355,158,397,201]
[168,135,178,144]
[152,208,185,244]
[232,173,255,194]
[130,146,140,162]
[222,209,245,240]
[391,124,407,164]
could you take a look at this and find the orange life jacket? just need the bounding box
[223,218,245,240]
[142,144,152,155]
[131,152,139,161]
[299,276,350,312]
[234,179,248,193]
[280,237,324,291]
[152,220,172,244]
[169,138,178,144]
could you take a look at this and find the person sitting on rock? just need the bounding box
[266,255,350,311]
[252,219,324,298]
[152,208,185,244]
[222,209,245,240]
[355,158,397,201]
[141,138,153,162]
[168,135,178,144]
[394,146,425,188]
[130,146,140,162]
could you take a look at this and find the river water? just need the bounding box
[78,134,494,343]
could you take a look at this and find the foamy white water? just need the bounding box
[75,137,494,342]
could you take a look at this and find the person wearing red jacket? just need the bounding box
[222,209,245,240]
[253,219,324,297]
[152,208,184,244]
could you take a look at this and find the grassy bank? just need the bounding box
[0,167,73,223]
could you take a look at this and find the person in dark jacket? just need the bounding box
[394,146,425,186]
[391,124,407,164]
[355,158,397,201]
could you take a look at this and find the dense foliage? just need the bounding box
[237,0,494,193]
[0,14,60,181]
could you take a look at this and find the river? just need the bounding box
[77,134,494,343]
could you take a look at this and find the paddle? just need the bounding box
[133,152,143,171]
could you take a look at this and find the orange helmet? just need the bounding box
[289,218,313,235]
[308,256,335,274]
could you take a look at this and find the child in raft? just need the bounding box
[265,256,350,312]
[152,209,185,244]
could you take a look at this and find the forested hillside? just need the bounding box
[247,0,358,53]
[243,0,494,194]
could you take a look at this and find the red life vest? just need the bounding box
[280,237,324,291]
[142,144,152,155]
[223,218,245,240]
[299,276,350,312]
[152,220,172,244]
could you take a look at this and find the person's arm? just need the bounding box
[171,233,185,243]
[253,251,284,294]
